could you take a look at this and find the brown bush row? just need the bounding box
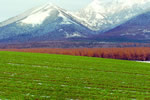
[1,47,150,61]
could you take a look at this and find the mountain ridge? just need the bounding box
[1,0,150,43]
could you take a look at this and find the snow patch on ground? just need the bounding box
[66,32,82,38]
[120,32,137,36]
[7,63,49,68]
[137,61,150,63]
[143,29,150,33]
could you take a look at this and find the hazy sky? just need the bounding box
[0,0,92,22]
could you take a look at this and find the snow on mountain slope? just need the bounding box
[102,11,150,41]
[1,0,150,31]
[20,6,54,26]
[0,3,92,41]
[0,7,39,27]
[0,3,75,27]
[76,0,150,31]
[19,3,74,26]
[1,0,150,43]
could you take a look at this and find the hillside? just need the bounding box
[0,51,150,99]
[100,11,150,42]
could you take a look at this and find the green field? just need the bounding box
[0,51,150,99]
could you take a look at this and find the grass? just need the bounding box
[0,51,150,99]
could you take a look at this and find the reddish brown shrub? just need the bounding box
[1,47,150,61]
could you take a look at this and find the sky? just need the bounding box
[0,0,92,22]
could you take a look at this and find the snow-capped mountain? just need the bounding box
[0,3,75,27]
[76,0,150,31]
[1,0,150,43]
[99,11,150,42]
[0,3,92,42]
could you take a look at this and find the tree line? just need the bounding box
[1,47,150,61]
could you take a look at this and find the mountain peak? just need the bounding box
[41,2,59,9]
[76,0,150,31]
[19,3,62,26]
[0,2,60,27]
